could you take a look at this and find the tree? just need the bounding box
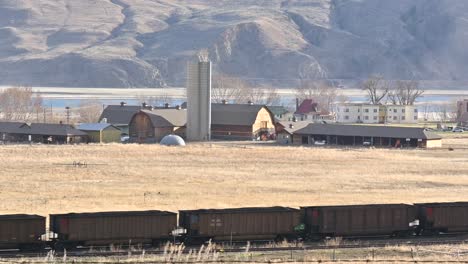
[211,74,249,104]
[296,80,339,112]
[0,86,44,122]
[388,80,424,105]
[361,75,390,105]
[76,100,103,123]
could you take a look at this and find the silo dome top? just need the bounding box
[160,135,186,146]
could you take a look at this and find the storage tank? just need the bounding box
[186,59,211,141]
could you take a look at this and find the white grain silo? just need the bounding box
[186,60,211,141]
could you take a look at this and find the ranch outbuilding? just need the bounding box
[128,109,187,143]
[211,103,276,140]
[293,124,442,148]
[77,123,121,143]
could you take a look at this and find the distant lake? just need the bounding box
[33,87,467,110]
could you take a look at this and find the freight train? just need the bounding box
[1,202,467,251]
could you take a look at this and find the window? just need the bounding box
[414,116,418,120]
[364,116,369,120]
[364,109,369,113]
[402,109,405,113]
[393,116,397,120]
[261,121,268,128]
[402,116,405,120]
[358,108,360,112]
[373,116,378,120]
[374,109,378,113]
[345,116,349,120]
[393,109,397,113]
[358,116,361,120]
[345,108,349,112]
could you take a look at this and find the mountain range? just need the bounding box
[0,0,467,88]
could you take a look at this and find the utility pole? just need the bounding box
[43,108,46,123]
[65,106,71,124]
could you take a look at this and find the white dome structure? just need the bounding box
[160,135,186,146]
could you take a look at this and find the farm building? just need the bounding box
[0,122,29,142]
[275,120,310,144]
[0,122,87,144]
[128,109,186,143]
[99,104,142,135]
[293,124,442,148]
[294,99,332,122]
[267,106,292,121]
[211,103,276,140]
[77,123,121,143]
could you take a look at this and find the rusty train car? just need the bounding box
[49,210,177,249]
[416,202,468,234]
[0,214,45,250]
[301,204,416,239]
[179,207,301,243]
[2,202,468,251]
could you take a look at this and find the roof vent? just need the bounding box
[222,99,227,105]
[164,103,170,109]
[248,100,253,105]
[142,102,148,108]
[149,106,154,111]
[176,105,181,110]
[120,102,127,107]
[289,124,294,129]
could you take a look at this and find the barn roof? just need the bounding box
[294,124,442,140]
[277,120,311,134]
[140,109,187,127]
[26,123,88,136]
[77,123,119,131]
[267,106,289,116]
[99,105,142,125]
[0,122,28,134]
[295,99,318,114]
[211,103,273,126]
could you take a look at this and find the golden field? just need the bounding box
[0,137,467,216]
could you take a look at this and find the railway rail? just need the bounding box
[0,234,467,260]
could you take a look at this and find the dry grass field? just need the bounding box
[1,137,468,216]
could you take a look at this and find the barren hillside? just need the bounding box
[0,0,467,87]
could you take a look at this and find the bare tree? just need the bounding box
[388,80,424,105]
[0,86,44,122]
[263,87,281,106]
[211,74,249,104]
[296,80,339,112]
[361,75,390,105]
[76,100,103,123]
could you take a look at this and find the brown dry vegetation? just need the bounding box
[0,138,467,216]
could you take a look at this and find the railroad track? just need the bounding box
[0,234,467,259]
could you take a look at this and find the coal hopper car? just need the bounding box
[416,202,468,234]
[179,207,301,243]
[49,210,177,249]
[0,214,45,250]
[301,204,416,238]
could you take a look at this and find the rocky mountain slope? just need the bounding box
[0,0,467,88]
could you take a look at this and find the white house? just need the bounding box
[336,103,418,124]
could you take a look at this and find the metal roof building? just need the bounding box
[293,124,442,148]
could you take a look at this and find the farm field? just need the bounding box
[0,137,467,216]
